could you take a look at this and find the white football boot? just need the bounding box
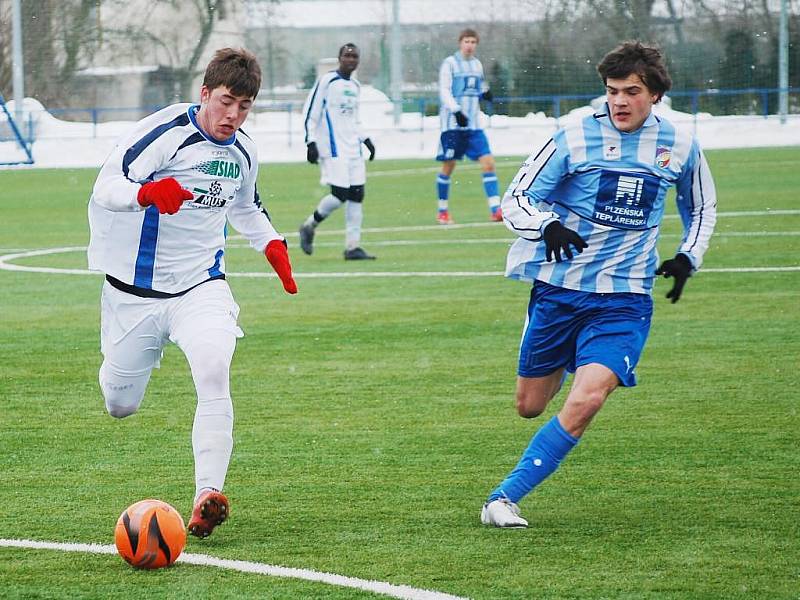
[480,498,528,528]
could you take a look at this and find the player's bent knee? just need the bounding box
[103,388,145,418]
[516,403,544,419]
[515,391,548,419]
[105,401,138,419]
[191,357,231,399]
[99,365,148,418]
[565,389,608,423]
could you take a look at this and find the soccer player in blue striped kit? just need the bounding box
[435,28,501,225]
[481,42,718,527]
[88,48,298,538]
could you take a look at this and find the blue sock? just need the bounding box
[437,174,450,205]
[482,171,499,198]
[487,415,579,504]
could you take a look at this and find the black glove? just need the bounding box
[454,111,468,127]
[542,221,588,263]
[482,89,494,102]
[363,138,376,161]
[655,253,693,303]
[306,142,319,164]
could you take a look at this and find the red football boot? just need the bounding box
[188,489,229,539]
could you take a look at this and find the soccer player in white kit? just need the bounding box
[87,48,298,539]
[298,43,377,260]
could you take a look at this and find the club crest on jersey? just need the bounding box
[604,145,621,160]
[191,180,229,208]
[655,146,672,168]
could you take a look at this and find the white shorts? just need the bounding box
[319,156,366,188]
[100,279,243,375]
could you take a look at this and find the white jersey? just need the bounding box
[88,103,282,295]
[303,71,365,159]
[439,52,487,132]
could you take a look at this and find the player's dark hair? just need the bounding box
[203,47,261,99]
[339,43,359,57]
[597,41,672,101]
[459,28,479,42]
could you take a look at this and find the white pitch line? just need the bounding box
[1,246,799,277]
[0,538,468,600]
[231,231,800,250]
[268,208,800,239]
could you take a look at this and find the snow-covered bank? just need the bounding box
[2,88,798,169]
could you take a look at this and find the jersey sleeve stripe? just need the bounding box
[122,112,190,180]
[233,139,252,170]
[513,139,557,197]
[303,77,325,140]
[169,132,205,161]
[324,110,338,157]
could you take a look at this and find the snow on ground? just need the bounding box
[1,88,798,169]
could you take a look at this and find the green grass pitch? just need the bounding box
[0,148,798,599]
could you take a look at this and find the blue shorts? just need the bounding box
[518,281,653,387]
[436,129,491,161]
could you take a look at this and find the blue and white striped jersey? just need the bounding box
[502,104,717,294]
[88,103,282,294]
[303,71,365,159]
[439,52,487,132]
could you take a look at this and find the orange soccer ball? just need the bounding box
[114,499,186,569]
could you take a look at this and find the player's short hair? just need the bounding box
[339,43,359,57]
[459,28,479,42]
[597,41,672,101]
[203,48,261,99]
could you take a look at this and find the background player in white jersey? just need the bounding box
[481,42,717,527]
[435,28,501,225]
[88,48,298,539]
[298,43,377,260]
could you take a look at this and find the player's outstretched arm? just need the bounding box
[265,239,298,294]
[655,253,693,303]
[137,178,194,215]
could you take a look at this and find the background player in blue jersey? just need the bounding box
[435,28,501,225]
[88,48,298,539]
[481,42,717,527]
[298,43,377,260]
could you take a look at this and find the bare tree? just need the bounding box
[584,0,658,40]
[175,0,222,99]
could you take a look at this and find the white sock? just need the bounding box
[309,193,343,226]
[192,395,233,499]
[344,200,363,250]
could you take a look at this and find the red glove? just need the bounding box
[264,239,298,294]
[137,178,193,215]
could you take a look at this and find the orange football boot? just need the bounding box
[188,489,229,538]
